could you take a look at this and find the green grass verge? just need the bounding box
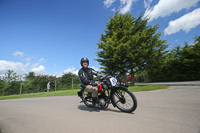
[129,85,168,92]
[0,85,167,100]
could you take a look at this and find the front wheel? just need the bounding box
[111,88,137,113]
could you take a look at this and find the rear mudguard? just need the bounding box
[110,85,128,107]
[77,89,84,98]
[77,84,86,98]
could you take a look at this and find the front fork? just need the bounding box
[110,86,128,107]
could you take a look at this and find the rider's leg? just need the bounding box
[85,85,98,97]
[85,85,99,107]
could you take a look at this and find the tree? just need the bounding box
[189,36,200,80]
[96,12,167,84]
[25,72,35,80]
[3,70,19,82]
[3,81,20,95]
[0,79,4,96]
[147,35,200,82]
[57,72,79,89]
[32,75,49,92]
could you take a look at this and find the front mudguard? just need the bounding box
[110,85,128,107]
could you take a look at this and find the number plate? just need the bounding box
[109,77,118,86]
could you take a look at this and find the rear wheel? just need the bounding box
[112,88,137,113]
[81,89,93,107]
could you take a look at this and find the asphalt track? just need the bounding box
[0,86,200,133]
[136,81,200,86]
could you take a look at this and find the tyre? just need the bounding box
[112,88,137,113]
[81,89,93,107]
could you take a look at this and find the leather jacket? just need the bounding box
[78,67,99,86]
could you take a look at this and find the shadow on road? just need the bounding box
[78,105,100,112]
[77,105,134,114]
[0,128,4,133]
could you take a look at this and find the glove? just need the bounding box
[90,81,98,86]
[100,76,105,81]
[92,83,98,86]
[97,73,105,77]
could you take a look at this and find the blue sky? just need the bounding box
[0,0,200,76]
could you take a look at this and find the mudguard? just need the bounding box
[77,89,83,97]
[77,84,86,97]
[113,85,128,90]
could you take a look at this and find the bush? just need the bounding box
[3,81,20,95]
[0,80,5,96]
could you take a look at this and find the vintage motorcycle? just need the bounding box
[77,75,137,113]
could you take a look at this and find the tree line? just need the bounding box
[0,71,80,96]
[96,12,200,84]
[137,38,200,82]
[1,12,199,96]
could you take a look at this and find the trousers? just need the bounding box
[85,81,99,98]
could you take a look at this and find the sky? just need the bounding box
[0,0,200,77]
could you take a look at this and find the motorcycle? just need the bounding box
[77,75,137,113]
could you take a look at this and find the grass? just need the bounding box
[0,85,168,100]
[129,85,168,92]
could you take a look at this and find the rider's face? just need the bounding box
[82,62,88,68]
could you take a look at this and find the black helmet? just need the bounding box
[80,57,89,67]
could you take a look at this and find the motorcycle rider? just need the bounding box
[78,57,103,108]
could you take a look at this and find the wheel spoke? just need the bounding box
[114,92,121,99]
[113,89,135,111]
[116,100,120,104]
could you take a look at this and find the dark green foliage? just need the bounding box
[20,74,52,93]
[25,72,35,80]
[96,12,167,84]
[3,70,19,82]
[0,80,4,96]
[96,12,199,82]
[166,38,200,81]
[0,71,80,96]
[2,81,20,95]
[30,75,49,92]
[0,70,21,95]
[147,36,200,82]
[56,73,80,90]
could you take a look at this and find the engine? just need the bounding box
[99,98,106,106]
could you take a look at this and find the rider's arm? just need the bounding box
[91,69,104,77]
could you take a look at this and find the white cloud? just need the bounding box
[103,0,136,14]
[144,0,200,21]
[144,0,152,9]
[25,57,31,62]
[112,8,116,12]
[164,8,200,35]
[29,58,46,73]
[31,63,40,68]
[13,51,33,63]
[63,66,100,76]
[119,0,135,14]
[30,65,45,74]
[13,51,24,57]
[0,51,47,76]
[64,67,79,75]
[0,60,26,74]
[39,58,46,63]
[25,63,30,67]
[104,0,116,8]
[91,66,100,72]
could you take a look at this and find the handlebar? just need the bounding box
[99,75,112,82]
